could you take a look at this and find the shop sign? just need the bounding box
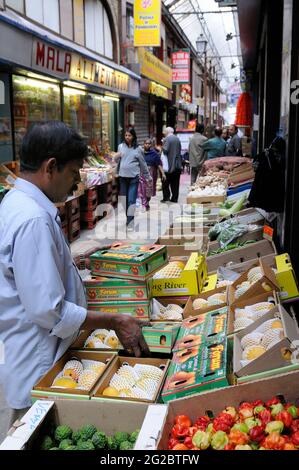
[149,81,168,99]
[134,0,161,47]
[138,48,172,89]
[179,84,192,103]
[172,49,190,84]
[32,40,132,95]
[70,54,129,93]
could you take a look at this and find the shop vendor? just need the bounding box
[0,121,150,428]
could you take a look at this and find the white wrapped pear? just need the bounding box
[166,304,184,314]
[241,332,264,350]
[257,318,284,333]
[261,329,284,349]
[161,310,183,320]
[242,345,266,361]
[234,317,254,331]
[77,370,98,390]
[110,374,133,391]
[207,293,227,306]
[247,267,263,283]
[245,302,275,315]
[62,359,83,381]
[92,329,110,343]
[235,282,251,299]
[84,336,108,349]
[193,298,209,310]
[117,365,139,385]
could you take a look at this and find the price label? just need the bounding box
[263,225,274,241]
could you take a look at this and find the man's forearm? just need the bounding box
[81,311,118,331]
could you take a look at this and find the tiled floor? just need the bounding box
[0,171,191,443]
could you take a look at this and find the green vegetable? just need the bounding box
[119,440,134,450]
[72,430,81,443]
[287,405,298,418]
[92,431,107,449]
[129,430,140,444]
[65,445,77,450]
[79,424,97,441]
[192,430,211,449]
[76,440,95,450]
[254,405,266,415]
[218,195,247,218]
[59,439,73,450]
[244,418,262,430]
[40,435,54,450]
[114,431,130,446]
[271,403,284,417]
[107,436,118,450]
[49,447,60,451]
[54,425,73,442]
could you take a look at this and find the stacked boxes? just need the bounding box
[88,243,168,319]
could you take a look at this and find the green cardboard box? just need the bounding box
[172,307,227,352]
[90,242,167,281]
[85,276,151,302]
[161,338,231,402]
[142,323,181,353]
[87,300,151,320]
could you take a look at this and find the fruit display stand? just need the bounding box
[0,399,153,450]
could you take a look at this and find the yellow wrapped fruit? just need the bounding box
[52,376,77,389]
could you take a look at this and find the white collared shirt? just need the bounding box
[0,178,87,408]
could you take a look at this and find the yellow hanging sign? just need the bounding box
[134,0,161,47]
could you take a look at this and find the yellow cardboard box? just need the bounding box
[276,254,299,300]
[150,253,207,297]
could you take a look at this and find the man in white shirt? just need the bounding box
[0,121,149,426]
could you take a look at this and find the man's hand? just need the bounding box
[112,315,151,357]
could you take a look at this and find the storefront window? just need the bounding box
[12,75,61,158]
[0,73,13,163]
[63,87,116,152]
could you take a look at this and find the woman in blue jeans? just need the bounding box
[115,128,151,229]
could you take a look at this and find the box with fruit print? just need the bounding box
[92,356,170,403]
[84,277,151,303]
[155,369,299,450]
[172,308,227,353]
[233,304,299,378]
[90,242,167,281]
[150,253,207,297]
[87,300,151,320]
[161,338,232,403]
[31,351,117,402]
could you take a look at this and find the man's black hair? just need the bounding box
[196,123,205,134]
[20,121,88,172]
[215,128,223,137]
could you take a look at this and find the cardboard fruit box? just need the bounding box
[90,242,167,281]
[161,338,232,403]
[186,194,226,205]
[31,351,117,402]
[150,253,207,297]
[166,244,205,258]
[0,399,152,450]
[155,369,299,450]
[172,308,227,352]
[92,356,170,403]
[183,286,228,318]
[84,276,151,302]
[142,323,181,353]
[227,290,279,335]
[87,300,151,320]
[233,304,299,378]
[208,226,264,252]
[206,239,277,273]
[229,258,280,307]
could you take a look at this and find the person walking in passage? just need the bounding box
[201,128,227,159]
[161,127,182,203]
[115,128,151,229]
[226,124,243,156]
[188,123,208,185]
[138,138,166,211]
